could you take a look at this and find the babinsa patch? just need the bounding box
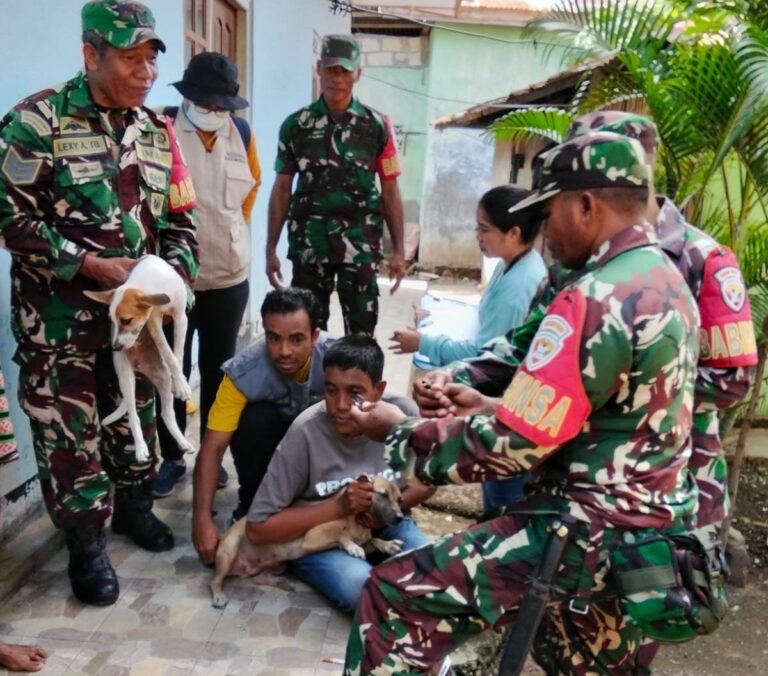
[497,289,591,447]
[699,247,757,368]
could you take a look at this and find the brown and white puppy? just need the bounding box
[210,474,406,608]
[84,255,193,462]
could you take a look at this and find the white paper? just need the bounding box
[412,292,480,370]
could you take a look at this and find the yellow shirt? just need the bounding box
[207,375,248,433]
[206,357,313,433]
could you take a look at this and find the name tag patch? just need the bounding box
[53,135,108,158]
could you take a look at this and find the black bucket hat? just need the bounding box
[172,52,248,110]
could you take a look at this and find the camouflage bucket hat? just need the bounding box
[82,0,166,53]
[567,111,659,155]
[320,35,361,72]
[509,132,652,214]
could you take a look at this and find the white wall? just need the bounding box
[0,0,184,530]
[246,1,350,329]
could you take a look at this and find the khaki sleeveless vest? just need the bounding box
[174,110,255,291]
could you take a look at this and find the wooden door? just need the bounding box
[213,0,237,60]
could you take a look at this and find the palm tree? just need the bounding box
[488,0,768,523]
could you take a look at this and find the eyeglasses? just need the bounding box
[192,104,231,118]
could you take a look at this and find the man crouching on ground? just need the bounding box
[245,334,435,613]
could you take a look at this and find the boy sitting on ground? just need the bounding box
[245,334,435,612]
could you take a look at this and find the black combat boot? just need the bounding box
[65,522,119,606]
[111,484,174,552]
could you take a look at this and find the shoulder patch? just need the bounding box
[525,315,574,371]
[20,110,50,137]
[1,147,42,186]
[713,266,745,312]
[496,288,591,447]
[699,247,757,367]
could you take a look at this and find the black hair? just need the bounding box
[479,185,543,244]
[323,334,384,384]
[260,287,320,331]
[82,30,110,56]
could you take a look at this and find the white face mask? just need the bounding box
[183,100,230,132]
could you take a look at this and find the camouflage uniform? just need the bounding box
[343,134,700,675]
[275,43,401,335]
[0,60,198,529]
[446,113,757,674]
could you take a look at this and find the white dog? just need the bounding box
[84,255,193,462]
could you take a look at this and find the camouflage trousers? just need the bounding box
[291,260,379,336]
[343,509,645,675]
[533,599,650,675]
[15,348,157,530]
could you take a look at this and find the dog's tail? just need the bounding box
[102,400,127,426]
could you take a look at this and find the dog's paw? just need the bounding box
[380,539,405,556]
[343,542,366,559]
[134,440,150,463]
[173,379,192,402]
[211,592,229,609]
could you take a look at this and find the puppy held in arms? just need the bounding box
[84,255,193,463]
[210,474,406,609]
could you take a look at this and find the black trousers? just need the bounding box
[229,400,294,518]
[157,279,249,461]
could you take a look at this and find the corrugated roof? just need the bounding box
[433,54,616,129]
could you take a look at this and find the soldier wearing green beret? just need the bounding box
[266,34,405,337]
[341,133,700,674]
[0,0,199,607]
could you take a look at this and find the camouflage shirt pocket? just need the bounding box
[53,157,112,225]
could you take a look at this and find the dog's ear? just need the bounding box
[141,293,171,307]
[83,289,115,304]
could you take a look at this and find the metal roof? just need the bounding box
[432,54,616,128]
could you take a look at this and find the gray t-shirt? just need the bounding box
[247,395,418,523]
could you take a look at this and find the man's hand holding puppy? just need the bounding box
[80,254,139,289]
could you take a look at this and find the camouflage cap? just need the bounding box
[82,0,166,53]
[567,111,658,155]
[509,132,651,213]
[320,35,361,72]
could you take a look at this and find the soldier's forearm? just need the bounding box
[158,210,199,287]
[266,176,292,251]
[381,180,404,254]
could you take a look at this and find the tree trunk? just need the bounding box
[722,342,767,545]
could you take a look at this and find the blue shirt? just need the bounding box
[417,249,546,366]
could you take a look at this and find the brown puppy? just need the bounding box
[210,475,406,608]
